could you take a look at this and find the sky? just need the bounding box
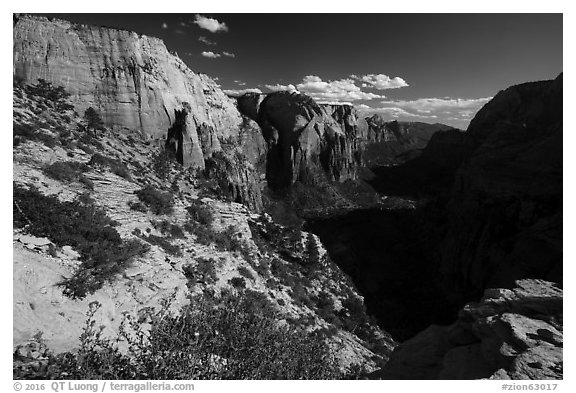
[46,13,562,129]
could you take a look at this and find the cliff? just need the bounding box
[237,92,366,189]
[13,14,242,167]
[363,117,456,166]
[439,75,563,299]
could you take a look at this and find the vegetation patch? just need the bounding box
[13,185,149,299]
[89,153,131,180]
[13,292,340,379]
[42,161,89,183]
[139,234,181,257]
[135,185,174,215]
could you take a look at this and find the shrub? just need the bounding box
[135,185,174,215]
[128,201,148,213]
[42,161,88,183]
[13,185,149,298]
[186,200,214,225]
[25,79,74,112]
[152,148,176,180]
[195,257,218,284]
[237,266,254,281]
[14,292,340,379]
[89,153,131,180]
[140,234,181,257]
[84,107,105,135]
[229,277,246,289]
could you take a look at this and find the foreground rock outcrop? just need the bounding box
[374,279,562,379]
[237,92,366,189]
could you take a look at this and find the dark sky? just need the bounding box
[47,13,563,129]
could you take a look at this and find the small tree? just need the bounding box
[84,107,105,137]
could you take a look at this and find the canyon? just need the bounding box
[13,14,562,380]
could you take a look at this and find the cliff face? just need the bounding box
[237,92,366,189]
[13,14,241,154]
[13,15,268,211]
[439,75,562,299]
[363,117,456,166]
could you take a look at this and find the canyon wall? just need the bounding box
[439,74,562,299]
[237,92,367,189]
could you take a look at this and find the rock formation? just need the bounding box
[363,117,457,166]
[374,279,563,380]
[439,74,563,300]
[13,14,241,165]
[13,14,267,211]
[237,91,366,189]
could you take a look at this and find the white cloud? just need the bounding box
[264,83,299,93]
[296,75,384,103]
[380,97,491,112]
[357,74,409,90]
[198,36,216,45]
[223,88,263,97]
[234,80,246,86]
[356,104,371,110]
[194,14,229,33]
[161,22,168,29]
[201,51,221,59]
[222,51,236,58]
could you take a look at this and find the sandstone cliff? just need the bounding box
[439,75,562,299]
[237,92,366,189]
[363,117,456,166]
[13,14,242,167]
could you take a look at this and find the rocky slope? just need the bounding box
[13,14,243,171]
[374,279,563,379]
[237,92,367,190]
[12,80,395,377]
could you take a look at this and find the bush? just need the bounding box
[42,161,88,183]
[152,148,176,180]
[229,277,246,289]
[237,266,254,281]
[128,201,148,213]
[139,234,181,257]
[14,292,340,379]
[89,153,131,180]
[25,79,74,112]
[13,185,149,298]
[186,200,214,225]
[135,185,174,215]
[84,107,105,135]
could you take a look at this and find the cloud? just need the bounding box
[223,88,263,97]
[380,97,491,112]
[234,80,247,86]
[194,14,229,33]
[264,83,299,93]
[161,22,168,29]
[222,51,236,58]
[201,51,221,59]
[175,29,185,35]
[179,21,188,27]
[369,107,437,119]
[357,74,409,90]
[198,36,216,45]
[296,75,384,103]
